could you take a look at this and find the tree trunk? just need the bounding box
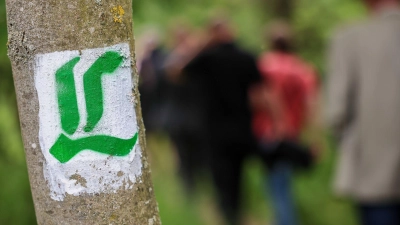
[5,0,161,224]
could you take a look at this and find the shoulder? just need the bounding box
[330,20,370,47]
[230,44,256,60]
[258,52,276,62]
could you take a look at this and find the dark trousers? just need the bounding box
[359,203,400,225]
[170,131,207,195]
[210,140,254,225]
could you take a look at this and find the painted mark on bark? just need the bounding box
[35,43,142,201]
[56,57,80,135]
[83,51,123,132]
[52,51,137,163]
[50,133,138,163]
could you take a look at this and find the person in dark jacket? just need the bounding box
[163,25,209,195]
[138,31,168,133]
[183,18,261,225]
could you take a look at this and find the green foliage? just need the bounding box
[294,0,366,76]
[0,91,36,224]
[132,0,266,51]
[132,0,366,75]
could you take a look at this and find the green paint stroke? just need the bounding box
[83,51,124,132]
[56,57,81,135]
[51,50,133,163]
[50,132,138,163]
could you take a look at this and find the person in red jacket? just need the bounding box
[251,21,318,225]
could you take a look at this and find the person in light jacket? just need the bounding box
[327,0,400,224]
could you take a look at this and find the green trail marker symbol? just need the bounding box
[50,51,138,163]
[35,43,141,201]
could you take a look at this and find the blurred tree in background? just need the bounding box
[0,0,365,224]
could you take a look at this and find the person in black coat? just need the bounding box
[183,18,261,225]
[163,26,209,195]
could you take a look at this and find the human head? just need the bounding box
[266,20,293,53]
[168,20,192,47]
[363,0,400,12]
[207,17,235,45]
[137,27,161,56]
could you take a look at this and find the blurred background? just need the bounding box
[0,0,367,224]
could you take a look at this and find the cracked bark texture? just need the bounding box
[5,0,161,224]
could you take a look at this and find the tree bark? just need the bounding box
[5,0,161,224]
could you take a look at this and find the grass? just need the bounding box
[0,96,358,225]
[146,132,358,225]
[0,97,37,224]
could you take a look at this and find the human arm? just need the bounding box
[326,32,356,139]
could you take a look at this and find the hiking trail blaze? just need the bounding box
[34,43,141,201]
[51,51,136,163]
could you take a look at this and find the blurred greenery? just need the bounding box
[0,0,366,224]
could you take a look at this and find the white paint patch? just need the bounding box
[34,43,142,201]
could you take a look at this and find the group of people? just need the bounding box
[139,18,317,225]
[139,0,400,224]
